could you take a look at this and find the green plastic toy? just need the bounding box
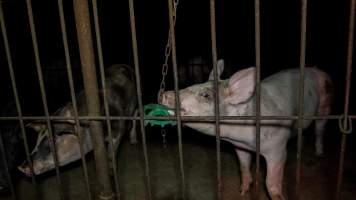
[144,104,177,127]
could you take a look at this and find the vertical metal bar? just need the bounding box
[209,0,222,199]
[336,0,355,199]
[91,0,121,199]
[0,131,16,199]
[296,0,308,199]
[254,0,261,198]
[0,3,39,199]
[72,0,113,199]
[25,1,64,199]
[128,0,152,199]
[57,0,92,199]
[168,0,186,199]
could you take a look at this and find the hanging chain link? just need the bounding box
[161,129,167,148]
[157,0,179,148]
[157,0,180,103]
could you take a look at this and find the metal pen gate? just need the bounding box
[0,0,354,200]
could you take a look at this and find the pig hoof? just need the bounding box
[240,184,250,196]
[17,166,34,177]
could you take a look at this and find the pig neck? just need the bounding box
[183,97,256,137]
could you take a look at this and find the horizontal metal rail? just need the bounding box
[1,115,355,121]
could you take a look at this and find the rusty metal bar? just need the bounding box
[336,0,355,199]
[209,0,222,199]
[25,0,64,199]
[254,0,261,198]
[1,114,355,122]
[0,2,39,198]
[57,0,92,199]
[72,0,114,199]
[168,0,187,198]
[128,0,152,199]
[91,0,121,199]
[295,0,308,198]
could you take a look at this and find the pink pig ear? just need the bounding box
[225,67,256,105]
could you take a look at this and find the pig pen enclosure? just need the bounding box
[0,0,355,200]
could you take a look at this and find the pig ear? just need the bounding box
[225,67,256,105]
[208,59,224,81]
[27,121,47,132]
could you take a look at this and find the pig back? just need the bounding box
[105,64,137,116]
[260,68,319,129]
[72,64,137,117]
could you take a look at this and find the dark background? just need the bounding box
[0,0,354,121]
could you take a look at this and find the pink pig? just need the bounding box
[160,60,333,200]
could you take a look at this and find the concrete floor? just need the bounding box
[0,123,355,200]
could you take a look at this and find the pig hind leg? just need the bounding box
[107,120,126,171]
[314,114,330,156]
[235,149,252,195]
[314,73,333,156]
[314,96,331,156]
[264,148,287,200]
[129,109,138,144]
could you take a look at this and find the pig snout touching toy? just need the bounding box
[160,59,333,200]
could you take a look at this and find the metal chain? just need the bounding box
[157,0,180,103]
[161,129,167,148]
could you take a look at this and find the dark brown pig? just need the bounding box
[18,64,137,176]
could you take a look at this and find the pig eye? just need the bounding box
[200,91,211,98]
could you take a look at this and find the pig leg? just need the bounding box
[264,148,287,200]
[314,68,333,156]
[314,119,327,156]
[129,109,138,144]
[314,105,331,156]
[235,149,252,195]
[107,120,126,171]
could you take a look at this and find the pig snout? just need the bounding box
[161,91,176,108]
[17,160,42,177]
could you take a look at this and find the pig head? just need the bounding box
[161,59,333,200]
[18,64,138,177]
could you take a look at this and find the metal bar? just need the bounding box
[0,131,16,199]
[25,0,64,199]
[336,0,355,199]
[0,114,355,121]
[91,0,121,199]
[296,0,308,198]
[0,2,39,198]
[72,0,113,199]
[57,0,92,199]
[128,0,152,199]
[168,0,186,198]
[209,0,222,199]
[254,0,261,198]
